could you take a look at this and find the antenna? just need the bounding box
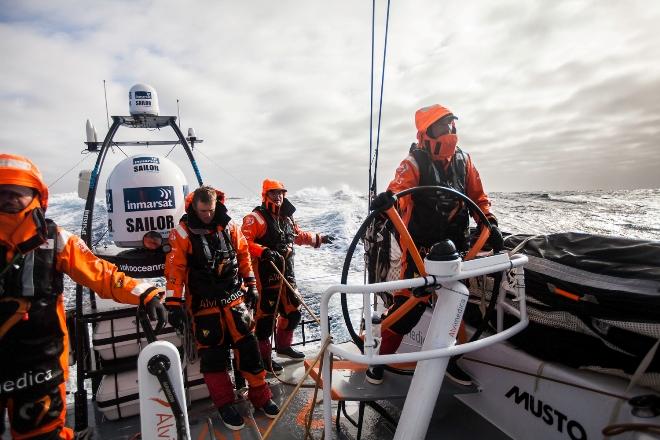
[103,80,110,129]
[177,99,181,127]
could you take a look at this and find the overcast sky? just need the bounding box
[1,0,659,198]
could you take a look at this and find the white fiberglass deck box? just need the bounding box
[92,314,182,361]
[95,360,209,421]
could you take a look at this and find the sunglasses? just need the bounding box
[0,187,35,199]
[426,118,456,138]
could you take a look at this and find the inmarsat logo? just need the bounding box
[132,90,152,106]
[124,186,175,212]
[135,91,152,100]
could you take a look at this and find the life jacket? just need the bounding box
[0,219,63,299]
[253,200,297,277]
[182,205,240,300]
[407,145,470,251]
[253,200,296,254]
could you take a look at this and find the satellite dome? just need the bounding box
[128,83,160,116]
[106,154,188,247]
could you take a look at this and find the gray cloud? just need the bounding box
[1,0,659,199]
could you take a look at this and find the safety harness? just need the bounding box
[408,145,470,252]
[0,218,62,338]
[253,201,296,261]
[181,201,242,303]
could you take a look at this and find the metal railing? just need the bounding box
[319,252,529,439]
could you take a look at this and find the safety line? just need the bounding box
[368,0,376,206]
[372,0,391,197]
[194,147,256,198]
[47,153,93,189]
[368,0,392,201]
[462,356,631,401]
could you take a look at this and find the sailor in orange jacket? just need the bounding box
[241,179,333,371]
[164,186,279,430]
[367,105,502,386]
[0,154,165,440]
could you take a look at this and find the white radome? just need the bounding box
[106,154,188,247]
[128,83,160,116]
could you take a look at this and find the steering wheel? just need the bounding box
[340,186,496,355]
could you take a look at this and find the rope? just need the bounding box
[367,0,392,201]
[506,234,542,255]
[462,357,632,401]
[606,338,659,433]
[269,261,321,326]
[264,259,286,379]
[303,345,327,440]
[112,144,129,157]
[164,143,178,158]
[47,153,93,188]
[367,0,376,204]
[194,148,255,198]
[92,227,108,247]
[601,423,660,436]
[181,309,198,364]
[261,336,332,440]
[262,259,327,389]
[371,0,391,198]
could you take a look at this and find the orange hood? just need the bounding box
[414,104,456,133]
[0,153,49,211]
[261,179,287,202]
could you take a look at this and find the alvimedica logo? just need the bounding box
[124,186,175,212]
[1,370,55,393]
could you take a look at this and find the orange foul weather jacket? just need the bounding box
[163,193,273,409]
[242,205,321,343]
[387,152,492,229]
[164,209,254,303]
[242,210,322,261]
[0,224,159,440]
[374,149,494,351]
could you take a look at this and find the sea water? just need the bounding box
[48,187,660,343]
[48,187,660,405]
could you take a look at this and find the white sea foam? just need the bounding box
[50,187,660,342]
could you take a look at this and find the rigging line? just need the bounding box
[372,0,391,196]
[47,153,92,188]
[194,148,255,198]
[368,0,376,207]
[92,227,108,247]
[103,80,110,129]
[164,143,177,158]
[462,357,631,401]
[112,144,129,157]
